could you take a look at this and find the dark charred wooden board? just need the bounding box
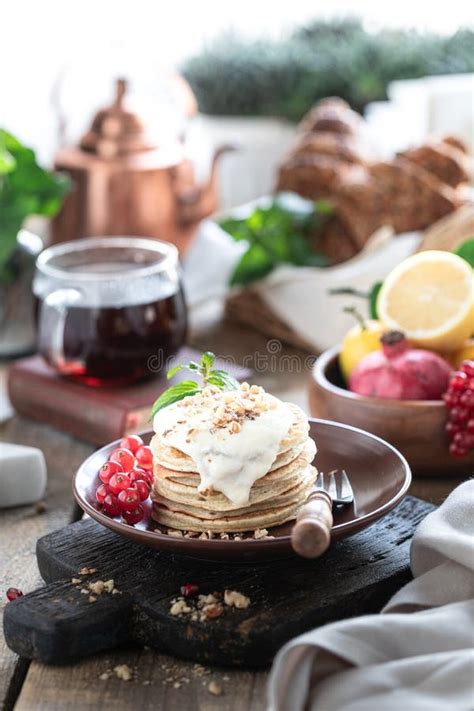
[3,497,433,669]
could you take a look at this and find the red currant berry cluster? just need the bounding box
[444,360,474,458]
[95,435,154,525]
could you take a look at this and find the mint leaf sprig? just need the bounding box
[150,352,239,418]
[220,193,333,287]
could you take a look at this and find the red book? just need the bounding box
[8,350,252,446]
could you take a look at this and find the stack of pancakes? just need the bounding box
[150,396,317,533]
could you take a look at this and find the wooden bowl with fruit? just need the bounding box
[310,250,474,476]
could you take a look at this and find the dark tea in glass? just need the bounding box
[34,237,187,386]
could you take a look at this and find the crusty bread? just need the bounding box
[398,141,469,188]
[298,98,363,136]
[289,131,368,165]
[276,154,352,199]
[313,214,360,263]
[275,97,468,264]
[335,159,460,248]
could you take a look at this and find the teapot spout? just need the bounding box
[175,143,237,225]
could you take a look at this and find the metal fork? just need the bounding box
[319,469,354,507]
[291,469,354,559]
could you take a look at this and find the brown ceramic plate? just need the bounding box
[73,420,411,561]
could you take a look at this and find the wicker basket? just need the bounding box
[225,289,315,352]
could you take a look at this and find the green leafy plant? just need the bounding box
[150,352,239,418]
[181,21,474,120]
[0,129,69,280]
[220,193,333,286]
[455,238,474,267]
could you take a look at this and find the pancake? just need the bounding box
[153,497,309,533]
[150,402,309,473]
[153,440,317,512]
[152,441,306,482]
[150,381,318,533]
[153,463,317,520]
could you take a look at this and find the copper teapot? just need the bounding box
[51,79,232,253]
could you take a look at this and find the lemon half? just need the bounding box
[377,250,474,352]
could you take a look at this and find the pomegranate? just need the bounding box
[349,331,452,400]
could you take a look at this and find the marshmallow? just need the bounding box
[0,443,47,508]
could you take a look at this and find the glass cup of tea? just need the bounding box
[33,237,187,386]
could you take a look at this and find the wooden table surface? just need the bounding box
[0,305,465,711]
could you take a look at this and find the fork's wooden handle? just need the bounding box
[291,491,333,559]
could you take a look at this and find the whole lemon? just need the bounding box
[339,307,385,382]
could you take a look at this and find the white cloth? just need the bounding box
[268,481,474,711]
[252,230,420,352]
[182,219,244,306]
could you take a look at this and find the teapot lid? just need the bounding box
[80,78,155,158]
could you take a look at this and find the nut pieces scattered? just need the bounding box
[208,680,223,696]
[98,664,134,682]
[169,589,250,622]
[113,664,133,681]
[170,599,191,616]
[165,527,273,541]
[224,589,250,609]
[98,656,228,694]
[202,603,223,620]
[88,579,115,595]
[71,571,120,602]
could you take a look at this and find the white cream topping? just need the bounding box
[153,386,295,506]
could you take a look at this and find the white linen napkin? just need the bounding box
[268,481,474,711]
[182,219,244,307]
